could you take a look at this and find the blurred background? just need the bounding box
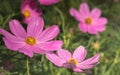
[0,0,120,75]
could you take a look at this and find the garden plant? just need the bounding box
[0,0,120,75]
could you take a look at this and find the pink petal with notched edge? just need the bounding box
[73,46,87,62]
[9,20,26,38]
[73,67,84,73]
[95,25,106,32]
[77,54,100,69]
[0,28,25,43]
[57,49,71,61]
[96,17,108,25]
[78,23,87,32]
[38,0,60,5]
[27,17,44,37]
[80,54,100,65]
[90,8,101,18]
[78,64,95,69]
[3,38,25,50]
[79,2,90,17]
[32,46,49,54]
[37,40,62,51]
[0,28,26,50]
[46,53,64,67]
[38,25,59,41]
[69,8,84,22]
[0,28,17,40]
[19,45,34,58]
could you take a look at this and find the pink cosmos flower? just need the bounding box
[46,46,100,73]
[69,3,108,34]
[0,17,62,58]
[21,0,42,24]
[38,0,60,5]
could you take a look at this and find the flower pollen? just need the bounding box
[85,17,92,25]
[23,10,30,18]
[25,36,36,45]
[67,58,78,66]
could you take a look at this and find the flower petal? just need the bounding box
[46,53,64,67]
[57,49,71,61]
[73,46,87,62]
[0,28,17,40]
[78,23,87,32]
[77,54,100,69]
[79,54,100,65]
[27,17,44,37]
[87,26,98,34]
[95,25,106,32]
[18,45,34,58]
[3,38,25,50]
[33,46,49,54]
[97,17,108,25]
[78,64,95,69]
[91,8,101,18]
[69,8,84,22]
[0,28,26,50]
[9,19,26,38]
[73,67,84,73]
[38,0,60,5]
[38,25,60,41]
[79,2,90,16]
[37,40,63,51]
[0,28,25,42]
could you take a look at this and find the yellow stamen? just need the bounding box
[23,10,30,18]
[67,58,78,66]
[85,17,92,24]
[92,42,100,50]
[25,36,36,45]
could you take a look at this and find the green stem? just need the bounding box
[54,7,65,33]
[71,72,72,75]
[86,37,93,48]
[70,71,73,75]
[2,13,15,28]
[26,57,30,75]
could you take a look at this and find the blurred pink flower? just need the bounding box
[69,3,108,34]
[2,60,14,70]
[0,17,62,57]
[21,0,42,24]
[46,46,100,73]
[38,0,60,5]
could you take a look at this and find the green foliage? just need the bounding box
[0,0,120,75]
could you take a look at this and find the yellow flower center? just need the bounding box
[23,10,30,18]
[67,58,78,66]
[25,36,36,45]
[85,17,92,25]
[92,42,100,50]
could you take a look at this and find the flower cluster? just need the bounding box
[0,0,107,74]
